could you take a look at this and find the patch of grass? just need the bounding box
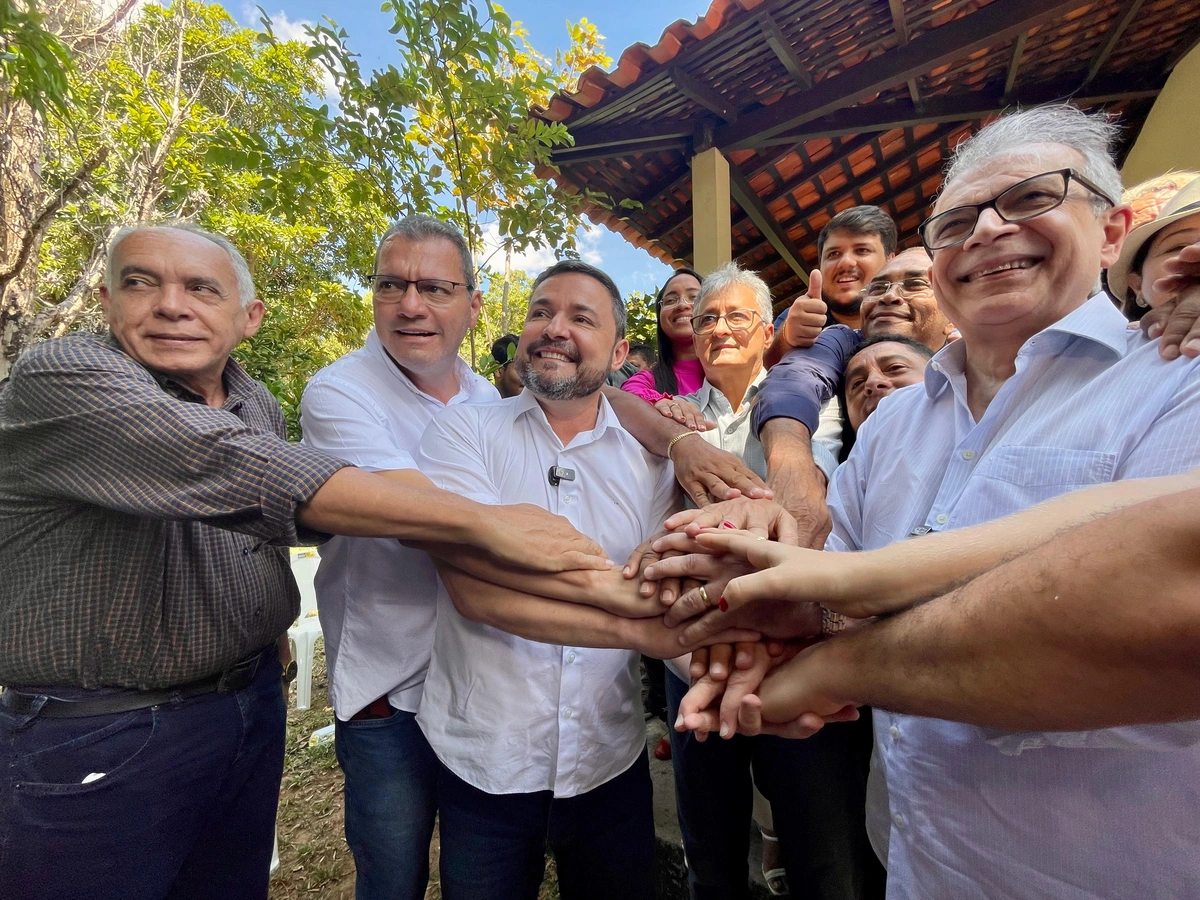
[268,643,561,900]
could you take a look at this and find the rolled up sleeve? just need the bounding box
[4,338,347,544]
[753,326,860,437]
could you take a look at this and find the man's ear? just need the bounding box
[99,285,113,318]
[468,289,483,330]
[242,300,266,339]
[610,337,630,372]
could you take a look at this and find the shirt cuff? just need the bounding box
[811,441,839,486]
[751,390,822,438]
[258,442,351,544]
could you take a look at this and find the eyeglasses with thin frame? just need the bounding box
[661,290,699,310]
[860,277,933,300]
[919,168,1116,251]
[368,275,471,304]
[690,309,762,335]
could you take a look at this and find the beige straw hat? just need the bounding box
[1108,178,1200,304]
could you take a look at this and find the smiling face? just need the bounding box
[845,341,931,431]
[692,284,773,376]
[372,235,480,382]
[1127,212,1200,308]
[516,272,628,401]
[820,229,889,319]
[860,249,953,350]
[100,228,263,398]
[929,145,1129,345]
[658,272,702,345]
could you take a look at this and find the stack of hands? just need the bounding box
[618,497,869,744]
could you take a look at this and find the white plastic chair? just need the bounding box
[286,548,323,711]
[287,615,323,712]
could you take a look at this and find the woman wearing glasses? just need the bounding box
[620,269,707,419]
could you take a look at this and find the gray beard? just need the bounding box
[516,354,609,400]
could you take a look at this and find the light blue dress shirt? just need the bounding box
[826,293,1200,899]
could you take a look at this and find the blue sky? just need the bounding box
[236,0,710,298]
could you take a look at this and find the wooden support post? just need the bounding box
[691,147,732,275]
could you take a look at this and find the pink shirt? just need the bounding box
[620,357,705,403]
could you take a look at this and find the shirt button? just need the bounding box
[562,707,572,720]
[889,725,900,739]
[931,362,941,372]
[893,813,905,829]
[936,513,948,525]
[567,652,576,664]
[726,425,737,435]
[563,496,573,504]
[961,449,975,460]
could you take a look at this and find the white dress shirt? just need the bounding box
[300,330,498,719]
[415,390,678,797]
[827,293,1200,899]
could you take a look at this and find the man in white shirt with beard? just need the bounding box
[415,260,683,900]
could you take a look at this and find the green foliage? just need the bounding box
[17,0,611,429]
[470,267,532,375]
[625,290,659,346]
[0,0,73,117]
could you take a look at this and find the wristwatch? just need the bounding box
[820,605,847,637]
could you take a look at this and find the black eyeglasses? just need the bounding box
[920,169,1115,251]
[368,275,471,305]
[690,309,761,335]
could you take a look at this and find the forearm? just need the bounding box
[762,419,825,496]
[604,385,686,457]
[415,546,646,615]
[298,466,484,545]
[806,487,1200,730]
[436,562,639,648]
[845,469,1200,612]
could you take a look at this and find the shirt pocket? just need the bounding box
[977,445,1117,505]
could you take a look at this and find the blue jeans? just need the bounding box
[334,708,438,900]
[667,672,884,900]
[0,650,285,900]
[436,754,656,900]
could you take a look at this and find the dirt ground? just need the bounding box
[268,645,560,899]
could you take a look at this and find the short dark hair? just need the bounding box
[491,334,518,367]
[817,206,898,259]
[848,333,934,363]
[628,343,656,362]
[531,259,626,339]
[376,215,476,289]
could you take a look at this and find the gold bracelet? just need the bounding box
[665,430,699,461]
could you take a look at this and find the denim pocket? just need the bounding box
[13,707,158,795]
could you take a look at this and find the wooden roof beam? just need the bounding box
[551,138,690,166]
[717,0,1094,151]
[1082,0,1146,87]
[886,0,921,104]
[729,164,809,286]
[1003,32,1028,98]
[747,70,1163,147]
[757,10,812,91]
[671,66,739,123]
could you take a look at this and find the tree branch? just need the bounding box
[0,147,109,294]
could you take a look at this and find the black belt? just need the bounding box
[1,647,271,719]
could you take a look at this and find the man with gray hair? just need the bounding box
[0,222,625,900]
[300,213,500,900]
[674,104,1200,898]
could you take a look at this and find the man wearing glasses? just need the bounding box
[300,216,502,900]
[673,105,1200,899]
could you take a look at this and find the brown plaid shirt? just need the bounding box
[0,334,348,689]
